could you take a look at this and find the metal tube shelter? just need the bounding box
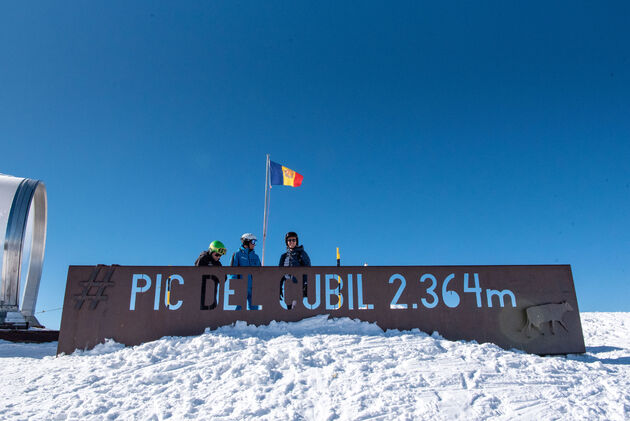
[0,174,47,327]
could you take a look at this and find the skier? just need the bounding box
[230,233,262,266]
[278,231,311,267]
[195,241,227,266]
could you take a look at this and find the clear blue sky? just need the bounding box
[1,2,628,329]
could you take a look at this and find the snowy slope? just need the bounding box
[1,312,628,420]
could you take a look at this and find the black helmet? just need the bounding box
[285,231,299,246]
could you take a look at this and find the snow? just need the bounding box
[1,313,629,420]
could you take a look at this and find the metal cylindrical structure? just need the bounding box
[0,174,47,326]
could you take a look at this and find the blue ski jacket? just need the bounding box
[230,246,262,267]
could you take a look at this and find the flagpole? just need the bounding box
[262,154,270,266]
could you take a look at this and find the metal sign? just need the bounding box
[58,265,585,355]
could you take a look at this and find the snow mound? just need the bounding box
[1,313,629,420]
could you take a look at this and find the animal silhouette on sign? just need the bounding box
[521,301,574,337]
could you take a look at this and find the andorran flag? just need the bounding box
[269,161,303,187]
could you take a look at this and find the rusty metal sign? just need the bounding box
[57,265,585,355]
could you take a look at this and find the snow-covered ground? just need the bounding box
[1,313,628,420]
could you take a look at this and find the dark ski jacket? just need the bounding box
[279,245,311,267]
[230,246,262,267]
[195,250,223,267]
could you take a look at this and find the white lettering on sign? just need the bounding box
[165,275,184,310]
[325,274,343,310]
[154,274,162,310]
[129,273,184,311]
[486,288,517,308]
[223,275,242,311]
[356,274,374,310]
[387,273,518,310]
[130,274,151,311]
[128,272,518,313]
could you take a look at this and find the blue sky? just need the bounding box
[1,2,628,329]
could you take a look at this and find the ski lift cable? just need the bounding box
[35,307,63,314]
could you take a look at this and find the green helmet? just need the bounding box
[209,240,227,255]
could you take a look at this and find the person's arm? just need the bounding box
[230,252,238,266]
[301,250,311,267]
[254,253,262,267]
[195,251,209,266]
[278,253,285,266]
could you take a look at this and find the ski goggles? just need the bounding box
[214,248,227,255]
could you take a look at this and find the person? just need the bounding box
[230,233,262,266]
[195,240,227,266]
[278,231,311,267]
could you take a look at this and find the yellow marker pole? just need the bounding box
[166,276,172,309]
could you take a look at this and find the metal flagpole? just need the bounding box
[262,154,270,266]
[263,179,271,265]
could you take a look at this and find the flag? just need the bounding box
[269,161,303,187]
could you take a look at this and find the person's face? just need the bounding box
[211,252,222,261]
[247,240,256,250]
[287,237,297,249]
